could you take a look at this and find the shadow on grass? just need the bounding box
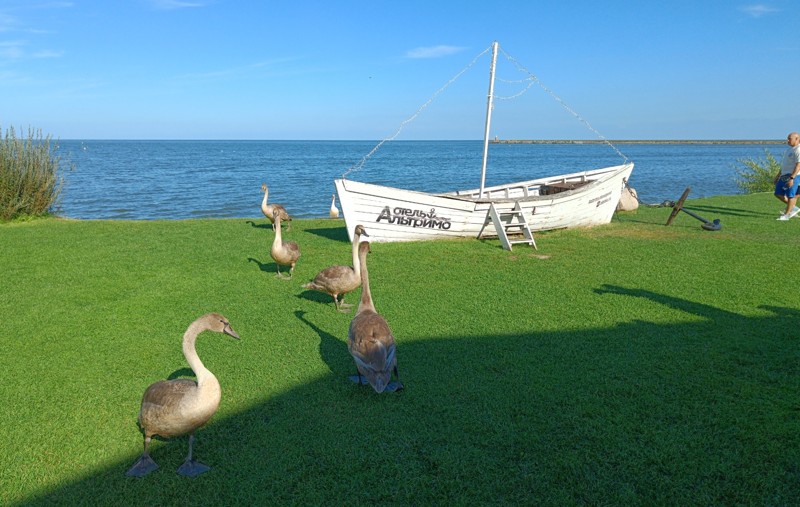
[681,204,767,217]
[243,219,273,230]
[476,238,508,250]
[295,289,339,307]
[615,200,771,227]
[295,310,353,378]
[19,288,800,506]
[247,257,276,275]
[305,226,349,243]
[594,284,741,320]
[166,368,195,380]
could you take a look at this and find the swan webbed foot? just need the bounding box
[348,374,369,385]
[176,459,211,477]
[275,267,294,280]
[385,381,404,392]
[337,301,354,312]
[125,454,159,477]
[386,367,403,392]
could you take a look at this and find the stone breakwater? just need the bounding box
[491,139,782,145]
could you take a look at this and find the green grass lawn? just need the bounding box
[1,192,797,506]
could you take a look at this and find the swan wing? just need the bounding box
[141,378,197,407]
[348,312,396,392]
[138,379,201,436]
[305,265,357,292]
[285,241,301,258]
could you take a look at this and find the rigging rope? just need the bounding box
[493,76,535,101]
[342,45,493,179]
[341,42,630,179]
[498,47,629,163]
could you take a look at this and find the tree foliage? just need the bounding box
[734,149,780,194]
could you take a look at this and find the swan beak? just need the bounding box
[368,373,388,394]
[372,380,387,394]
[224,324,240,340]
[360,370,389,393]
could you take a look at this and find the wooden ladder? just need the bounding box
[478,201,537,251]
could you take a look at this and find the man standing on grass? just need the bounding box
[774,131,800,220]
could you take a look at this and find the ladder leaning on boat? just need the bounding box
[478,201,537,251]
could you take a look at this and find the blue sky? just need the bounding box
[0,1,797,140]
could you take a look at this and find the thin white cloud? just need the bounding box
[739,4,779,17]
[31,49,62,58]
[18,2,75,7]
[406,45,465,59]
[0,40,61,60]
[0,13,19,33]
[29,2,74,7]
[0,1,70,62]
[149,0,211,9]
[0,40,25,59]
[0,69,31,86]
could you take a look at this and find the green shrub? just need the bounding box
[0,126,67,221]
[734,149,780,194]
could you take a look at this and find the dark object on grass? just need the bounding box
[665,187,722,231]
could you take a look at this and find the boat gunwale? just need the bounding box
[336,162,633,205]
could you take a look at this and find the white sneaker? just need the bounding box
[778,214,791,221]
[790,208,800,219]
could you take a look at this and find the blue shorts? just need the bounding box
[775,174,800,198]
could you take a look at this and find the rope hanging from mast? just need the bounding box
[341,41,630,179]
[342,44,493,179]
[498,47,629,163]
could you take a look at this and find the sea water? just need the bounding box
[55,140,779,220]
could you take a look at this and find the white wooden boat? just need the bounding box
[335,41,634,243]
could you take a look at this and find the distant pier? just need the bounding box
[490,139,782,145]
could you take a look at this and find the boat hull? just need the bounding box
[335,162,634,243]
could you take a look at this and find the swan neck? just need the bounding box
[351,235,361,277]
[261,187,270,217]
[357,248,376,314]
[182,320,210,382]
[274,217,282,242]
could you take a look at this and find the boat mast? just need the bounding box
[479,41,499,198]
